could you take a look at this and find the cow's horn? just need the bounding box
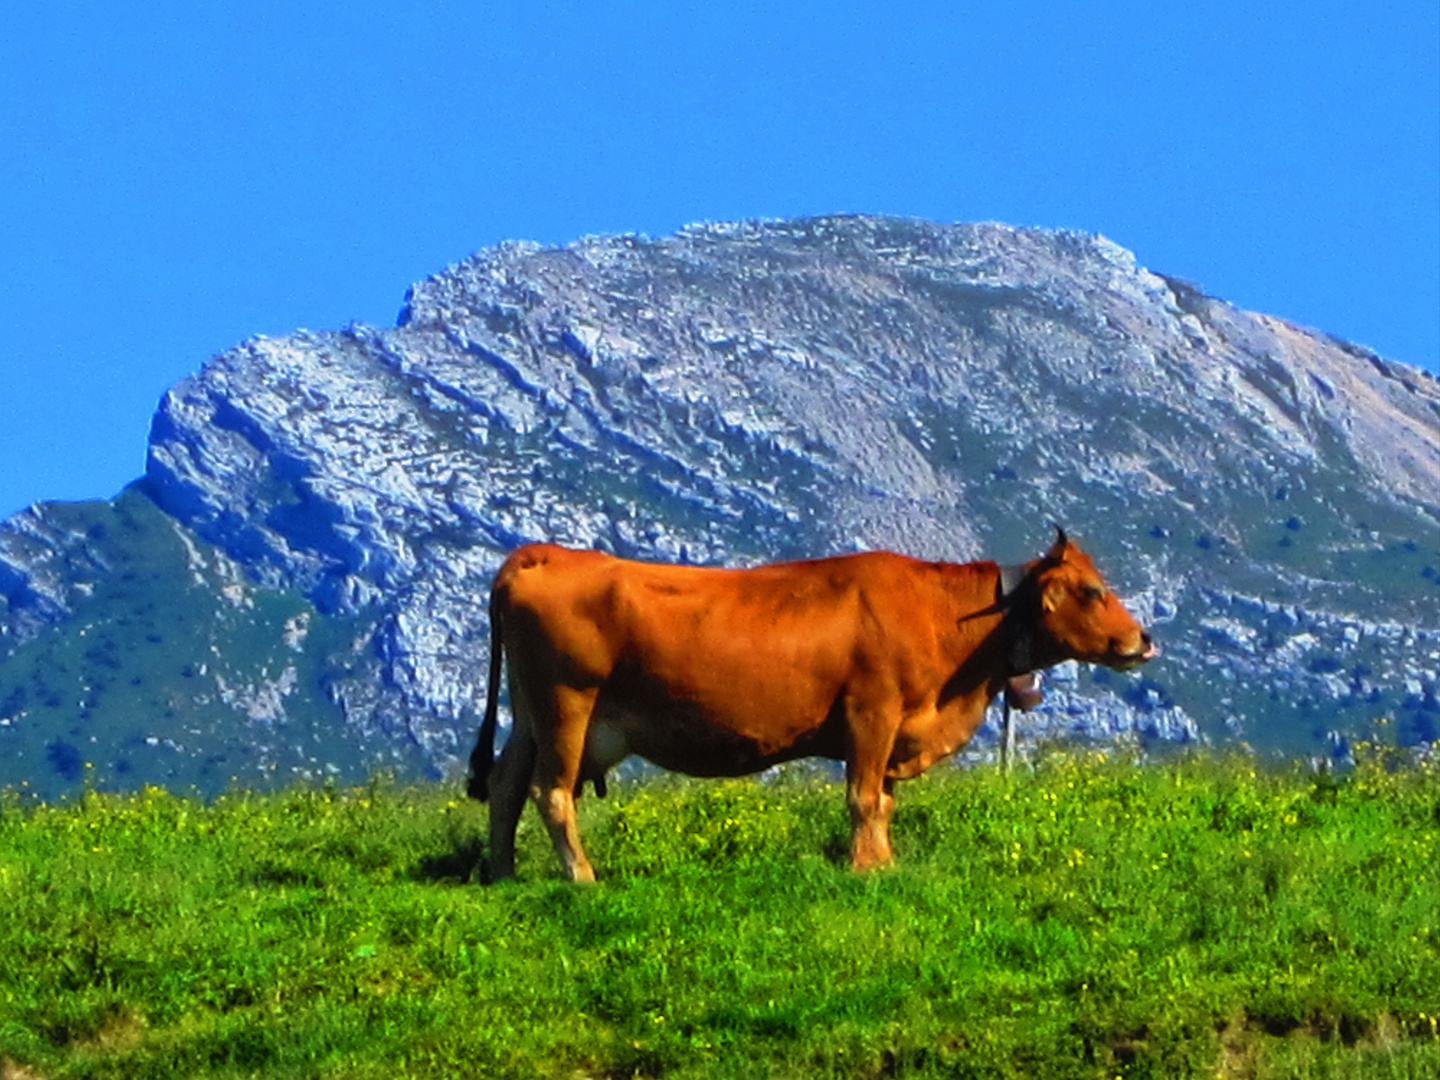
[1043,525,1071,563]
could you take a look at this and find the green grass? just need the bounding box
[1,746,1437,1079]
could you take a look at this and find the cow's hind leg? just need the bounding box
[486,716,535,881]
[531,684,601,883]
[487,648,539,882]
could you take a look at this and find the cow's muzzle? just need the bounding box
[1110,633,1159,671]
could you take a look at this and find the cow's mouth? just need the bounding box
[1109,640,1159,671]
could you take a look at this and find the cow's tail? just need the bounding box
[466,597,504,803]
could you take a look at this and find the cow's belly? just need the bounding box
[589,697,843,778]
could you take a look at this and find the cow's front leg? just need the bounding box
[844,696,901,871]
[846,772,896,871]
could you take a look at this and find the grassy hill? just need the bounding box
[2,746,1437,1079]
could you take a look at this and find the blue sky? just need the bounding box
[2,0,1436,520]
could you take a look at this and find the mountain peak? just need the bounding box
[3,217,1436,797]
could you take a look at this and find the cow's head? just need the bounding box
[1028,529,1157,671]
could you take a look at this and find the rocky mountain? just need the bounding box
[2,216,1436,799]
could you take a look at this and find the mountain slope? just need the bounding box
[3,216,1436,797]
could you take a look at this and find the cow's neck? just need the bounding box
[939,561,1036,709]
[928,564,1035,764]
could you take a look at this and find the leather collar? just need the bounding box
[995,563,1036,677]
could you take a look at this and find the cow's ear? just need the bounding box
[1045,526,1070,563]
[1040,576,1064,613]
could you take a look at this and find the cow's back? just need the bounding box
[497,542,872,666]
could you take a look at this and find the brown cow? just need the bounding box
[467,530,1155,881]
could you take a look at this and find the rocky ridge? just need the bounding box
[2,216,1436,797]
